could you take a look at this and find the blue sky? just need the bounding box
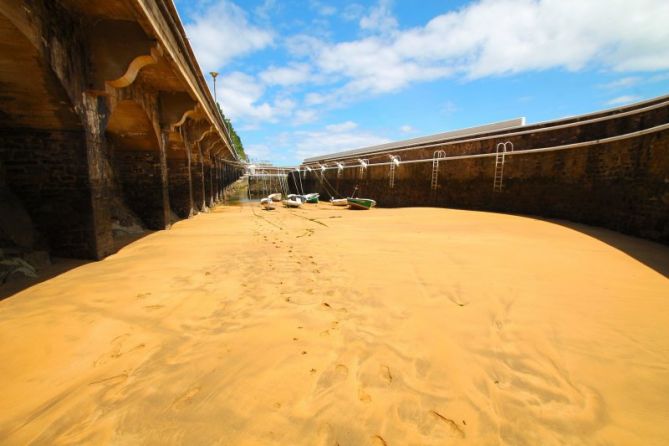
[174,0,669,166]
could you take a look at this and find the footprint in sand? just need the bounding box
[431,411,466,439]
[371,435,388,446]
[90,373,130,402]
[317,423,337,446]
[172,386,201,410]
[94,334,131,366]
[316,364,348,391]
[380,365,393,384]
[335,364,349,377]
[358,387,372,403]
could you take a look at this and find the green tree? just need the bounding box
[217,104,247,161]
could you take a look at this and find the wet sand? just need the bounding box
[1,204,668,445]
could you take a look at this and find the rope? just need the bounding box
[318,171,343,198]
[302,122,669,172]
[296,170,304,195]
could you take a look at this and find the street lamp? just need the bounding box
[210,71,219,104]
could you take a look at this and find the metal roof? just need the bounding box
[303,117,526,163]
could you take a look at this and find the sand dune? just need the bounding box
[0,204,668,445]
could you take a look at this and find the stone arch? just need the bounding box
[0,7,99,259]
[106,100,168,230]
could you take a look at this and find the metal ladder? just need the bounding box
[389,155,400,188]
[431,150,446,190]
[493,141,514,192]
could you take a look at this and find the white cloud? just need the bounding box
[218,72,294,123]
[605,95,642,106]
[293,109,319,125]
[292,122,391,160]
[282,0,669,109]
[441,101,458,115]
[310,1,336,16]
[260,64,312,86]
[185,2,273,72]
[245,143,272,162]
[285,34,326,58]
[342,4,365,22]
[599,77,641,89]
[359,0,398,34]
[399,125,415,133]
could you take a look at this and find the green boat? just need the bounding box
[305,193,319,203]
[347,197,376,210]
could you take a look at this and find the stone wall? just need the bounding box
[0,129,96,257]
[167,157,193,218]
[298,104,669,245]
[113,150,166,230]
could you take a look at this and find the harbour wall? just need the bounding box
[294,97,669,244]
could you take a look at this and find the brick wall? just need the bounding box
[167,157,192,218]
[0,129,97,257]
[113,150,166,229]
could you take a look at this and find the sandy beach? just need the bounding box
[0,203,668,445]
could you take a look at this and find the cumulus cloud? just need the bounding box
[359,0,398,34]
[263,121,391,162]
[259,64,312,86]
[185,1,273,73]
[279,0,669,107]
[293,109,319,125]
[217,72,294,122]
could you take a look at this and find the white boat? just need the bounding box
[268,192,282,202]
[330,198,348,206]
[260,197,275,210]
[282,198,302,208]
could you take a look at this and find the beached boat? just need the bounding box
[330,198,348,206]
[304,193,319,203]
[347,197,376,210]
[268,193,282,202]
[260,198,275,210]
[282,197,303,208]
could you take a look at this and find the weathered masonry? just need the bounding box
[297,96,669,244]
[0,0,245,262]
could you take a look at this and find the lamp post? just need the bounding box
[210,71,219,106]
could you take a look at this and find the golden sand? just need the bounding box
[0,204,668,445]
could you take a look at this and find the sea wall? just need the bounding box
[295,99,669,244]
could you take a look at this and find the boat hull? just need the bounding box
[347,198,376,210]
[282,199,302,208]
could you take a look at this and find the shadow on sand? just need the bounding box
[545,219,669,280]
[0,231,154,301]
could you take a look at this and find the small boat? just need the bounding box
[330,198,348,206]
[268,193,282,202]
[347,197,376,210]
[282,197,303,208]
[304,193,319,203]
[260,197,275,210]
